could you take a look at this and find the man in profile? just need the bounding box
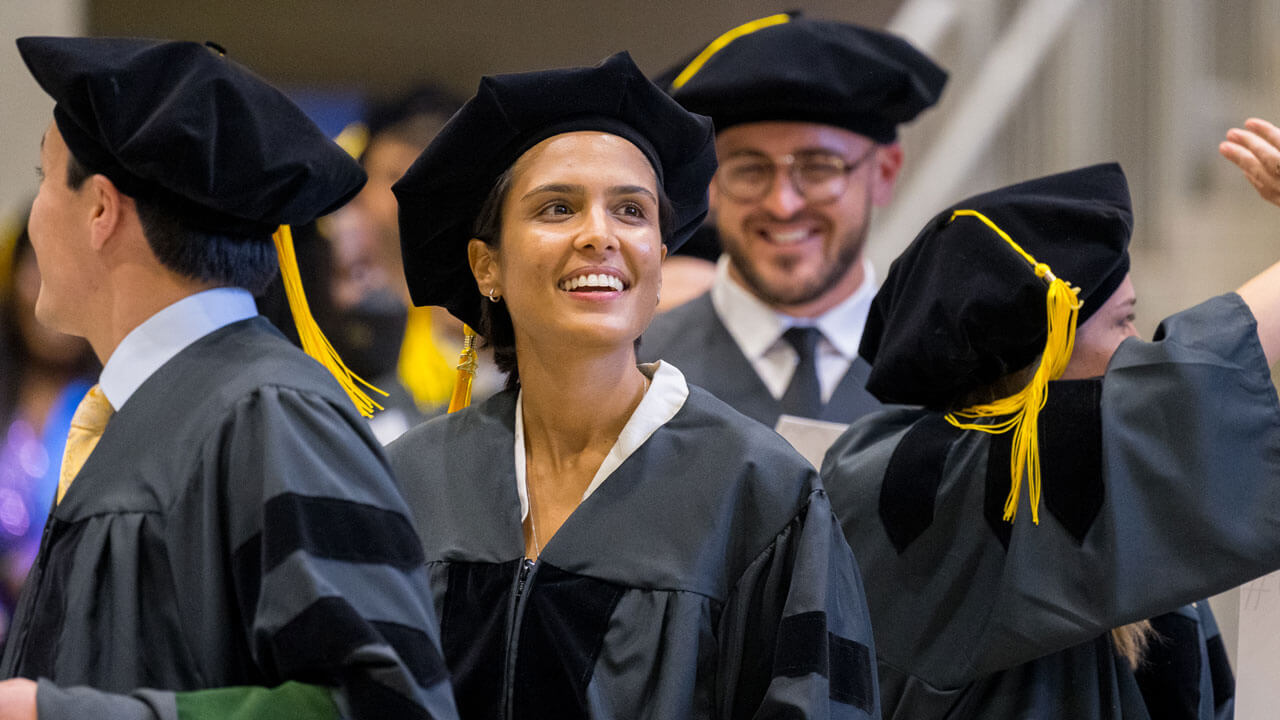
[0,37,456,720]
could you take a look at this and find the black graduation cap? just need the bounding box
[861,163,1133,409]
[659,12,947,143]
[17,36,383,417]
[393,51,717,329]
[16,36,366,235]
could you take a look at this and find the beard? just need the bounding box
[724,219,868,308]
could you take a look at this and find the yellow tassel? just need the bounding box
[272,225,387,417]
[333,121,369,160]
[397,307,459,410]
[943,209,1081,524]
[670,13,792,90]
[0,216,19,300]
[447,325,479,413]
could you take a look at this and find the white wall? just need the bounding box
[0,0,85,227]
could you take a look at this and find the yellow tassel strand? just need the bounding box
[398,307,459,410]
[447,324,479,413]
[670,13,792,90]
[0,216,19,300]
[943,209,1081,524]
[333,121,369,160]
[272,225,387,417]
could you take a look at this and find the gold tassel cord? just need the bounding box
[398,307,459,409]
[272,225,388,417]
[333,121,369,160]
[669,13,792,90]
[943,209,1081,524]
[447,324,479,413]
[0,219,18,300]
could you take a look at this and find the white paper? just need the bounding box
[774,414,850,468]
[1236,570,1280,717]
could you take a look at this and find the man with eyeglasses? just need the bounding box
[640,13,947,430]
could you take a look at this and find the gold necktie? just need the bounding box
[57,384,114,504]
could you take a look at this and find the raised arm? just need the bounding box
[1220,118,1280,205]
[1221,117,1280,365]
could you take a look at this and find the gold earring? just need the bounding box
[488,287,500,303]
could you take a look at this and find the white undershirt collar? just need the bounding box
[98,287,259,410]
[513,360,689,521]
[709,255,877,400]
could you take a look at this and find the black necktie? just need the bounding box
[780,326,823,418]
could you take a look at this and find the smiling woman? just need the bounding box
[466,132,675,390]
[388,52,882,719]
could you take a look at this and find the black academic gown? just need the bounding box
[639,293,881,427]
[388,381,880,719]
[822,294,1270,720]
[0,317,457,720]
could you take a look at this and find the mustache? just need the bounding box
[743,209,832,226]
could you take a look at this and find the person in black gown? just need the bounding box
[389,52,881,719]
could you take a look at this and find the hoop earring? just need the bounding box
[488,287,500,303]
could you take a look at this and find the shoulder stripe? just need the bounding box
[773,610,874,712]
[1040,379,1105,543]
[879,414,962,553]
[370,620,450,688]
[270,596,447,717]
[263,493,424,573]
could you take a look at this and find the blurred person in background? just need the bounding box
[0,216,97,642]
[330,84,508,442]
[654,222,720,313]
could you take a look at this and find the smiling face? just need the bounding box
[469,131,666,359]
[1059,274,1139,380]
[711,121,901,316]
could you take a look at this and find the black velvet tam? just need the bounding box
[393,51,717,329]
[17,36,366,235]
[659,12,947,143]
[860,163,1133,408]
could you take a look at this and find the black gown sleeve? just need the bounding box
[717,487,881,719]
[34,386,460,720]
[826,294,1280,692]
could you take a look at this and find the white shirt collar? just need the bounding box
[814,260,877,359]
[709,254,877,360]
[98,287,259,410]
[513,360,689,521]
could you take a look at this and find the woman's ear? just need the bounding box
[468,238,500,295]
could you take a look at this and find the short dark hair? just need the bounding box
[65,150,279,293]
[471,161,675,391]
[364,84,464,155]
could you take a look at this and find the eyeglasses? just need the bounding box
[715,145,879,204]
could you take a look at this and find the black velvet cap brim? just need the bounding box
[861,163,1133,408]
[663,14,947,143]
[18,36,366,235]
[393,51,717,330]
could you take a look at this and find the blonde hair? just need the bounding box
[1111,620,1156,669]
